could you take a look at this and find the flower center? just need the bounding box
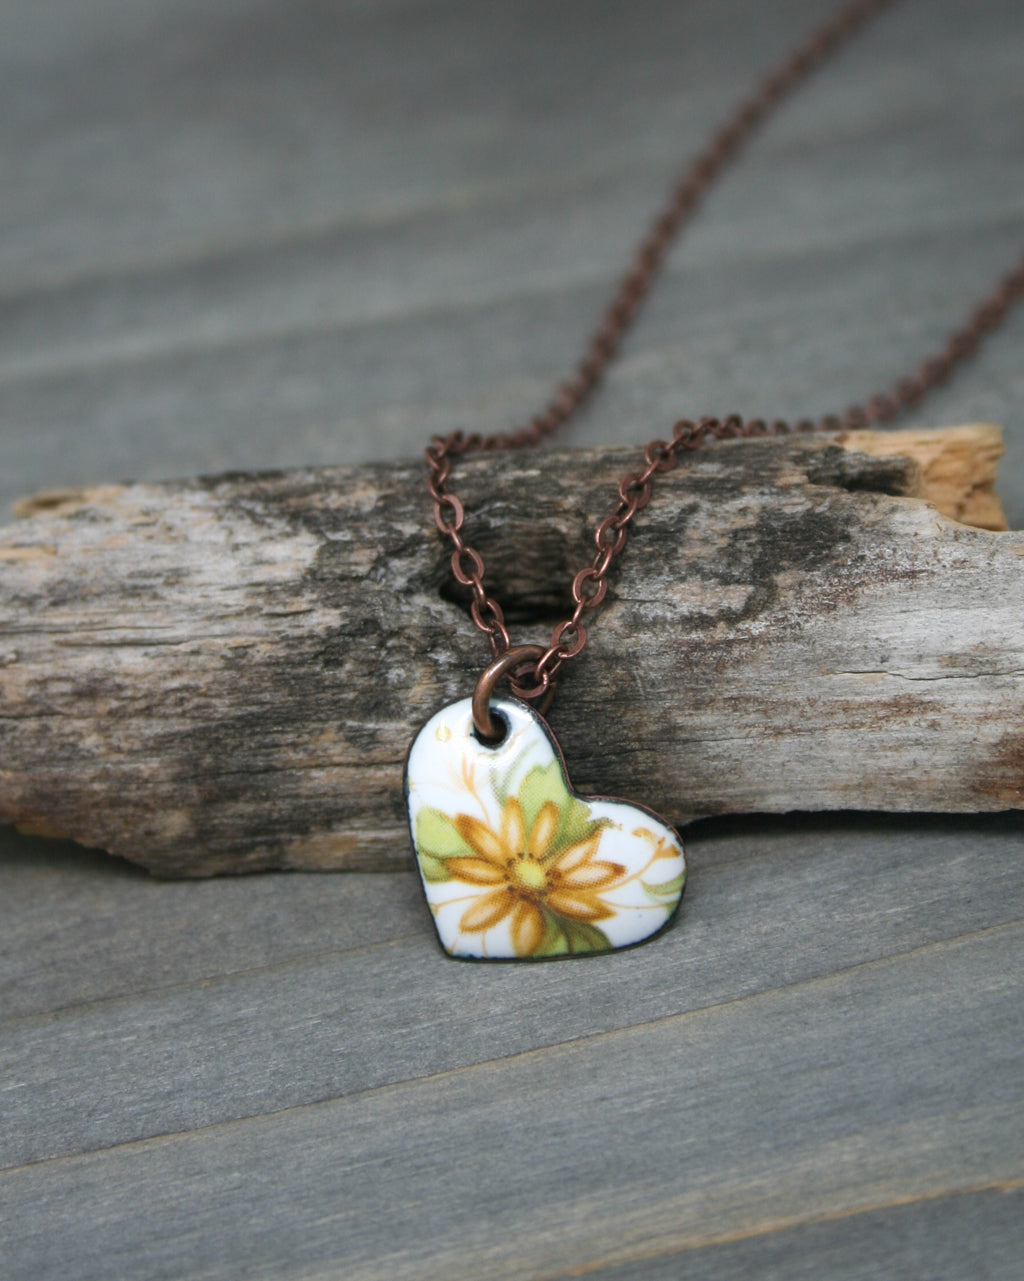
[509,856,547,893]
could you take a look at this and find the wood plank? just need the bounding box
[3,812,1021,1167]
[0,827,428,1021]
[4,220,1023,521]
[2,0,1020,290]
[581,1184,1024,1280]
[1,923,1020,1280]
[3,428,1022,875]
[1,0,1022,519]
[0,0,901,287]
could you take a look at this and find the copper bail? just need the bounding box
[471,645,546,741]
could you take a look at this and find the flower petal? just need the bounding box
[454,814,507,866]
[460,889,513,933]
[518,761,573,838]
[509,901,546,955]
[446,856,509,887]
[550,831,602,874]
[500,797,526,860]
[545,889,615,923]
[557,858,626,891]
[527,801,560,860]
[415,806,476,860]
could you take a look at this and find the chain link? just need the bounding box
[426,0,1024,700]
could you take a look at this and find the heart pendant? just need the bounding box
[405,697,686,959]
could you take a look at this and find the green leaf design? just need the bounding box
[528,911,611,958]
[642,870,687,901]
[562,919,613,955]
[489,762,512,808]
[417,852,452,884]
[537,913,571,957]
[557,795,607,852]
[517,760,572,837]
[515,760,608,861]
[415,807,474,861]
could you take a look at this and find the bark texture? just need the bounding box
[0,424,1019,877]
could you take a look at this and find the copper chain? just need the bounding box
[426,0,1024,702]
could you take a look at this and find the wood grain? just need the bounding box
[5,810,1024,1168]
[2,1,1023,521]
[2,425,1021,877]
[582,1186,1024,1281]
[3,919,1022,1279]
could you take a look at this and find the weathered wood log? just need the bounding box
[0,424,1019,877]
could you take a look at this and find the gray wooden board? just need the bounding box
[584,1186,1024,1281]
[2,810,1023,1168]
[1,0,1023,1276]
[3,812,1024,1278]
[1,920,1022,1280]
[1,0,1024,518]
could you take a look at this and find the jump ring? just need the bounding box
[472,644,547,740]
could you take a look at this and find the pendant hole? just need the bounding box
[473,708,509,748]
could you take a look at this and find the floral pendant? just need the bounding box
[405,697,686,959]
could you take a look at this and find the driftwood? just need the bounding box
[0,424,1020,877]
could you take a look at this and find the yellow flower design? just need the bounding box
[446,796,626,956]
[410,702,686,959]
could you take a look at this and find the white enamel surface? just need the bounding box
[405,697,686,959]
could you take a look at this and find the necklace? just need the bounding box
[403,0,1024,961]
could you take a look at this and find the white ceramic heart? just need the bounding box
[405,697,686,959]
